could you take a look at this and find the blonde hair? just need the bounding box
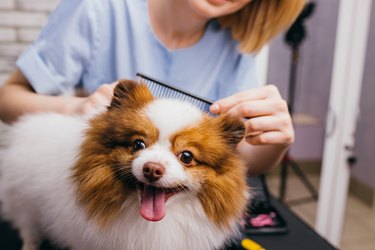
[218,0,306,53]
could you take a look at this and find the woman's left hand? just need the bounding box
[210,85,295,146]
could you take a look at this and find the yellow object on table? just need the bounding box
[241,238,266,250]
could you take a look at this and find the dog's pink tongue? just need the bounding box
[140,184,166,221]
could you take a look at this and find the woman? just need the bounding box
[0,0,305,174]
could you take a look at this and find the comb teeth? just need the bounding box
[137,73,213,113]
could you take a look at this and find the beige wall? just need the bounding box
[354,1,375,188]
[268,0,375,189]
[268,0,339,160]
[0,0,60,85]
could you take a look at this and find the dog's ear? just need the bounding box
[214,114,246,147]
[109,80,154,110]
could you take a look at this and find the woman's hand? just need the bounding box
[210,85,294,147]
[65,82,118,115]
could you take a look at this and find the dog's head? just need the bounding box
[72,80,248,229]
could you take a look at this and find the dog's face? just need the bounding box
[72,80,248,229]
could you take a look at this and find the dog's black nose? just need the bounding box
[143,162,165,182]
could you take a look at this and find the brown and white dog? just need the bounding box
[0,80,249,250]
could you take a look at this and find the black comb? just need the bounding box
[136,73,213,113]
[137,73,263,137]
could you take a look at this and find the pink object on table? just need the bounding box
[250,212,276,227]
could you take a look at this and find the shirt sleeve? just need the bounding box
[16,0,100,95]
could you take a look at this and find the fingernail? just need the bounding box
[210,103,220,113]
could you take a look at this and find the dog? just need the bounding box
[0,80,249,250]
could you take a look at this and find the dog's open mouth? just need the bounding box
[136,182,187,222]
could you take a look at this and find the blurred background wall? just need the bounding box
[354,0,375,190]
[268,0,339,161]
[267,0,375,203]
[0,0,59,84]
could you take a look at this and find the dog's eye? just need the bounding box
[132,139,146,151]
[179,151,194,166]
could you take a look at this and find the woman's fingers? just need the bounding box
[246,131,295,146]
[78,82,119,115]
[244,114,294,146]
[245,115,291,133]
[210,85,282,114]
[96,82,118,99]
[210,84,294,146]
[225,99,289,118]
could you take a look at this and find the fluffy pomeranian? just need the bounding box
[0,80,249,250]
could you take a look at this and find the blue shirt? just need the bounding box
[16,0,259,101]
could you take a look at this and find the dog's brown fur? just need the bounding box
[72,80,248,228]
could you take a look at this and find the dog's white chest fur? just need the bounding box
[0,114,236,250]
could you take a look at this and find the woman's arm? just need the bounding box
[238,142,289,176]
[0,69,115,124]
[210,84,294,175]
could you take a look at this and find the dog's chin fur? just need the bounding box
[0,80,249,250]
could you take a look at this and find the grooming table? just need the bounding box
[227,196,337,250]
